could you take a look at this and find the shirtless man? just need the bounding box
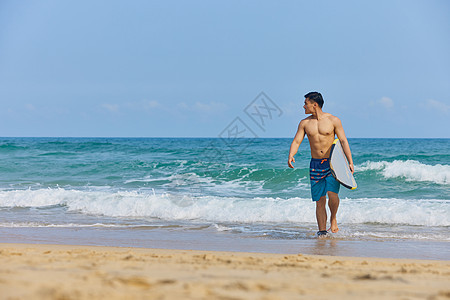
[288,92,354,236]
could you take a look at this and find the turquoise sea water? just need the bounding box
[0,138,449,258]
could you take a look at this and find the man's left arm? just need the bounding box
[333,117,354,173]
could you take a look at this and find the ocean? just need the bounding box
[0,137,449,260]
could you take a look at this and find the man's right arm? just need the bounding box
[288,120,306,168]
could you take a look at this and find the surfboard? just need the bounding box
[329,138,357,190]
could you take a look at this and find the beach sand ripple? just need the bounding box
[0,243,449,299]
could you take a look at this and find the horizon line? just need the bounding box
[1,136,449,139]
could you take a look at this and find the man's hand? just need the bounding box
[349,163,354,174]
[288,156,295,168]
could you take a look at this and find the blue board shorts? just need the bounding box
[310,158,340,201]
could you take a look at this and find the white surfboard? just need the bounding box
[329,138,357,190]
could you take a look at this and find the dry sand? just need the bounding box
[0,243,449,300]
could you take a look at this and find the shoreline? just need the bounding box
[1,243,449,299]
[2,226,449,261]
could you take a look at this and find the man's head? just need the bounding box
[303,92,324,115]
[304,92,324,108]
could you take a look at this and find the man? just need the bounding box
[288,92,354,236]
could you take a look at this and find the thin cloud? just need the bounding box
[101,99,226,117]
[425,99,449,114]
[281,101,303,117]
[126,100,161,111]
[178,101,227,113]
[144,100,160,109]
[369,96,394,111]
[25,103,36,111]
[101,100,162,114]
[177,102,189,110]
[194,101,227,113]
[378,97,394,109]
[101,103,120,113]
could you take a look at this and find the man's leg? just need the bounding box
[327,191,340,233]
[315,196,327,232]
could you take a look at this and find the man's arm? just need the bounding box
[333,117,354,173]
[288,120,306,168]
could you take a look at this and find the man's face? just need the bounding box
[303,98,315,114]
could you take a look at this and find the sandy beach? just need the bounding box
[1,243,449,300]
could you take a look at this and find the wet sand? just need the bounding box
[1,243,449,299]
[2,225,449,260]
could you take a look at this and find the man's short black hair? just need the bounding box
[304,91,324,108]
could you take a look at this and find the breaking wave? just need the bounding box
[0,188,448,227]
[357,160,450,185]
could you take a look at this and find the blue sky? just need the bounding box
[0,0,449,138]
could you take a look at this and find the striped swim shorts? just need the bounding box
[310,158,340,201]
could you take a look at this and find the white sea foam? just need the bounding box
[0,189,448,226]
[357,160,450,184]
[0,222,139,228]
[125,171,284,197]
[213,223,233,231]
[345,230,450,241]
[126,171,310,197]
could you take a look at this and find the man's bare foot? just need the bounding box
[328,217,339,233]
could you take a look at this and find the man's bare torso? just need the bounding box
[302,113,336,159]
